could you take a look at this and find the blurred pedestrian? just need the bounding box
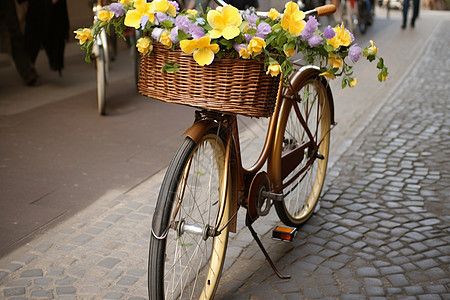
[402,0,420,28]
[0,0,38,86]
[21,0,70,75]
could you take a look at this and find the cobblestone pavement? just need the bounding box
[1,13,449,300]
[215,19,450,299]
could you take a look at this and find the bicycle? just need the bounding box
[146,1,338,299]
[91,0,110,115]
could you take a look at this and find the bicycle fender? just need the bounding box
[183,119,218,144]
[290,66,336,125]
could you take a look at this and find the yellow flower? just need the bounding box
[136,36,153,54]
[328,52,343,68]
[248,37,266,56]
[159,31,172,48]
[281,1,306,35]
[283,44,295,57]
[267,8,280,20]
[74,28,93,45]
[320,71,335,79]
[180,36,220,66]
[120,0,134,5]
[266,64,281,77]
[239,48,251,59]
[349,78,357,87]
[98,10,115,22]
[124,0,154,29]
[380,72,388,81]
[364,40,378,56]
[207,5,242,40]
[187,9,198,15]
[327,23,352,50]
[153,0,176,17]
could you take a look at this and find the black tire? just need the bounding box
[96,45,106,115]
[148,131,232,299]
[273,72,331,227]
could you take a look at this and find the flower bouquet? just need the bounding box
[75,0,388,116]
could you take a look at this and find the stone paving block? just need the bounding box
[20,269,43,278]
[387,274,409,287]
[2,263,23,273]
[5,279,31,287]
[3,287,26,297]
[30,289,54,298]
[55,286,77,295]
[97,257,121,269]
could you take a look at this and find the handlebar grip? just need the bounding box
[314,4,337,16]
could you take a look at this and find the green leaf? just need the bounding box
[219,39,234,50]
[324,44,334,53]
[247,28,257,35]
[377,57,384,69]
[161,62,180,73]
[160,20,174,29]
[177,29,189,41]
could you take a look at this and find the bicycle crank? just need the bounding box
[247,172,272,222]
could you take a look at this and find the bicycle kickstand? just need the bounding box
[245,214,291,280]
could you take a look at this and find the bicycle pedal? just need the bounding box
[272,225,297,242]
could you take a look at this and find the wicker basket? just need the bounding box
[138,43,281,118]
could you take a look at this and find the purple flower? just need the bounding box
[255,22,271,39]
[233,43,246,52]
[170,26,179,43]
[109,3,124,17]
[302,16,319,41]
[195,17,206,26]
[175,15,205,39]
[244,12,258,26]
[244,34,253,43]
[348,44,362,62]
[189,24,205,39]
[141,15,149,29]
[349,31,355,42]
[308,34,323,47]
[169,1,180,11]
[323,26,336,39]
[152,28,164,41]
[155,12,174,25]
[175,16,191,33]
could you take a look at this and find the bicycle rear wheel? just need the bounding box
[272,71,331,227]
[148,130,231,300]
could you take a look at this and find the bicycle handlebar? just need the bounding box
[212,0,336,18]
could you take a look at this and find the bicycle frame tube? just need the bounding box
[182,67,335,223]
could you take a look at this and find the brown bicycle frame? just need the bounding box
[182,66,335,233]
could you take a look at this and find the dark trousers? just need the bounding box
[0,0,37,84]
[403,0,420,26]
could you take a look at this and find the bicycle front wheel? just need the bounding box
[149,131,231,300]
[96,45,106,115]
[273,71,331,227]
